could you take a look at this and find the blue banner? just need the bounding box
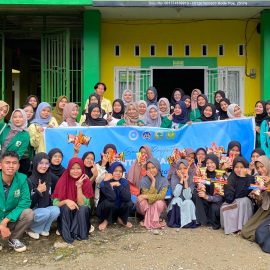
[45,117,255,175]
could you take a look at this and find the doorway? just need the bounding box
[152,68,205,100]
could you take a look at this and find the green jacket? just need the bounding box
[116,119,145,126]
[0,124,30,160]
[189,108,201,122]
[0,172,31,222]
[160,116,186,129]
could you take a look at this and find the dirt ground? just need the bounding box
[0,217,269,270]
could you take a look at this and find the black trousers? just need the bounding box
[58,205,90,244]
[96,200,133,224]
[255,217,270,253]
[194,192,222,229]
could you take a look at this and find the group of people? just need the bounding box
[0,83,270,255]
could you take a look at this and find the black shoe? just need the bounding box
[8,239,27,252]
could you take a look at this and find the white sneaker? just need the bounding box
[40,231,50,237]
[26,230,40,240]
[89,225,95,234]
[55,230,60,236]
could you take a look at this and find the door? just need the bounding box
[0,32,4,100]
[41,29,70,105]
[114,67,152,101]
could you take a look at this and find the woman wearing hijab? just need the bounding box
[161,101,189,129]
[242,155,270,242]
[190,88,202,110]
[146,86,158,106]
[52,157,94,243]
[51,95,68,126]
[182,95,192,118]
[227,103,243,119]
[249,148,266,176]
[218,98,231,120]
[95,144,118,207]
[220,157,255,234]
[194,154,224,230]
[195,147,207,168]
[127,145,153,204]
[137,100,147,122]
[167,159,196,228]
[26,153,60,239]
[260,101,270,158]
[170,88,185,109]
[190,94,208,122]
[29,102,58,153]
[117,102,145,126]
[254,101,267,148]
[97,162,133,231]
[158,97,170,120]
[214,90,226,112]
[145,105,162,127]
[83,104,107,127]
[136,158,169,229]
[48,148,65,180]
[59,102,80,127]
[104,99,125,126]
[0,109,30,160]
[122,89,134,107]
[199,103,217,122]
[25,95,39,112]
[0,100,10,126]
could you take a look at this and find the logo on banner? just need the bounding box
[142,131,151,140]
[166,131,176,140]
[154,131,164,140]
[128,130,139,141]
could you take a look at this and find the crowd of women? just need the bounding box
[0,82,270,254]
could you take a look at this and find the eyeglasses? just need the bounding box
[38,162,50,167]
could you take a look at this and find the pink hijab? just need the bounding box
[127,145,153,188]
[191,88,202,110]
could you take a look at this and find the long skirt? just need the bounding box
[96,199,133,224]
[220,197,253,234]
[167,200,196,228]
[136,199,166,229]
[255,217,270,253]
[194,192,222,229]
[242,206,270,242]
[58,205,90,244]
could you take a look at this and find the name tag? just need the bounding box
[15,141,22,147]
[14,189,20,198]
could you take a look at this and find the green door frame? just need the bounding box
[0,32,4,100]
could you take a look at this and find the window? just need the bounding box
[184,44,190,56]
[150,45,156,56]
[218,44,224,56]
[134,45,140,56]
[238,44,245,56]
[202,44,208,56]
[167,45,173,56]
[114,45,120,56]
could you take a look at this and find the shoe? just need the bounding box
[8,239,26,252]
[40,231,50,237]
[26,230,40,239]
[56,230,60,236]
[89,225,95,234]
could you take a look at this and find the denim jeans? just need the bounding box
[31,206,60,234]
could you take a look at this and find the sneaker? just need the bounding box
[89,225,95,234]
[55,230,60,236]
[26,230,40,239]
[8,239,26,252]
[40,231,50,237]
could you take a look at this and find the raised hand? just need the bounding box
[37,179,47,193]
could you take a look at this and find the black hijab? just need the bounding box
[82,151,96,178]
[195,147,207,167]
[197,94,208,112]
[218,98,231,120]
[227,141,242,157]
[225,156,255,203]
[25,95,39,112]
[181,95,192,116]
[214,90,226,111]
[200,103,217,121]
[205,154,219,179]
[85,104,107,126]
[146,86,158,106]
[48,148,65,178]
[251,148,266,157]
[170,88,185,107]
[98,144,117,169]
[112,99,125,119]
[255,100,267,127]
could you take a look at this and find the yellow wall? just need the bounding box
[101,19,260,113]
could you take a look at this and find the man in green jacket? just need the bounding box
[0,151,33,252]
